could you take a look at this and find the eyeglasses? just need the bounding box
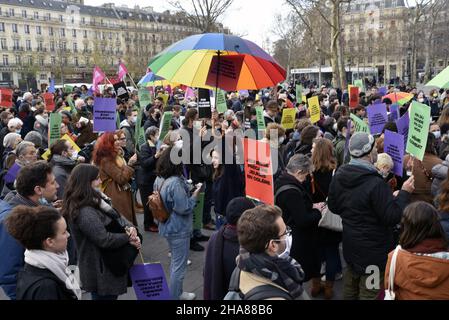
[273,226,292,241]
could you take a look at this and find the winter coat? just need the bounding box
[143,116,160,132]
[385,247,449,300]
[50,155,77,200]
[75,122,97,148]
[153,175,197,239]
[440,212,449,239]
[294,143,312,157]
[328,160,411,275]
[203,225,239,300]
[69,204,132,296]
[403,153,442,204]
[212,164,245,216]
[16,264,77,300]
[431,154,449,199]
[136,140,157,187]
[120,120,135,156]
[332,134,349,168]
[99,156,136,226]
[274,172,321,281]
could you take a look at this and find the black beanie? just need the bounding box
[225,197,256,225]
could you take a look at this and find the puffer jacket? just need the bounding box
[431,154,449,200]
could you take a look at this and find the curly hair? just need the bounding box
[92,130,123,166]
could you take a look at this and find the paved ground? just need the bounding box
[1,211,344,301]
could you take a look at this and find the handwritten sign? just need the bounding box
[406,101,430,161]
[94,98,117,132]
[307,96,321,124]
[130,263,171,300]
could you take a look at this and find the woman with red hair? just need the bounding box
[93,130,137,226]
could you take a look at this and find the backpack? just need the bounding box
[147,179,170,223]
[224,267,292,300]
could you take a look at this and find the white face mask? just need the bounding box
[70,151,78,160]
[418,98,424,103]
[175,140,183,149]
[433,131,441,139]
[333,123,338,132]
[278,136,285,145]
[278,234,292,259]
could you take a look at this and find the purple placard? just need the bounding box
[388,104,400,122]
[4,163,21,184]
[384,130,405,177]
[93,97,117,132]
[130,263,171,300]
[396,112,409,151]
[367,103,387,135]
[378,86,388,96]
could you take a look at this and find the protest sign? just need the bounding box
[93,98,117,132]
[130,263,171,300]
[192,192,205,230]
[215,89,228,114]
[113,81,129,101]
[350,113,370,133]
[255,106,265,131]
[137,127,146,150]
[49,113,62,147]
[281,108,296,130]
[0,88,13,108]
[396,112,409,150]
[406,101,431,161]
[48,79,55,94]
[388,104,400,122]
[378,86,388,96]
[159,93,169,106]
[349,86,360,109]
[198,88,212,119]
[4,163,21,184]
[138,88,152,109]
[244,138,274,205]
[296,84,303,103]
[159,111,173,142]
[367,103,387,135]
[61,134,81,152]
[42,93,55,111]
[353,79,364,92]
[384,130,405,177]
[64,85,73,93]
[307,96,321,124]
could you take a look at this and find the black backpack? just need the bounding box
[224,267,292,300]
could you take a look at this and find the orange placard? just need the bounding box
[0,88,13,108]
[244,138,274,205]
[42,92,55,111]
[349,86,359,109]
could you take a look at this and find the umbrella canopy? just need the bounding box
[148,33,286,90]
[137,72,179,88]
[425,65,449,88]
[383,92,414,105]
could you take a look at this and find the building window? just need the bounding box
[74,57,78,66]
[13,39,19,50]
[38,41,43,51]
[73,42,77,52]
[45,13,51,21]
[49,27,53,36]
[368,56,373,63]
[71,17,74,24]
[83,30,87,38]
[81,17,85,24]
[34,12,39,20]
[359,57,364,64]
[9,8,14,17]
[51,56,55,64]
[26,40,31,50]
[28,56,33,66]
[12,24,18,33]
[72,29,76,37]
[0,23,4,32]
[60,28,65,37]
[3,55,8,66]
[59,15,63,23]
[39,57,44,66]
[22,10,27,18]
[15,55,21,65]
[0,38,6,50]
[50,41,55,51]
[36,26,41,35]
[24,25,30,34]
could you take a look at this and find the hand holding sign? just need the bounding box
[401,175,415,194]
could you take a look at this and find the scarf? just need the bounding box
[236,247,305,299]
[24,250,82,300]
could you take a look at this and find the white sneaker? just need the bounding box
[179,292,196,300]
[168,252,171,257]
[187,259,192,266]
[321,272,343,282]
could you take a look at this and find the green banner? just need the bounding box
[192,192,205,230]
[116,111,121,129]
[350,113,370,133]
[406,101,431,161]
[138,88,153,109]
[49,113,62,147]
[159,111,173,142]
[215,89,228,114]
[296,84,303,103]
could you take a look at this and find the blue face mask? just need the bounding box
[39,197,49,205]
[293,131,300,141]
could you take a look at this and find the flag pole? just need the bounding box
[126,73,139,89]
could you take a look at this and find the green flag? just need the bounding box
[49,113,62,147]
[350,113,370,133]
[159,111,173,142]
[138,88,153,109]
[406,101,431,161]
[215,89,228,114]
[296,84,303,103]
[192,192,205,230]
[426,65,449,88]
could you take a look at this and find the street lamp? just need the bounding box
[406,46,412,84]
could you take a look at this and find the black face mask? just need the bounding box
[155,113,161,120]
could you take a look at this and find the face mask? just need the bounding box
[39,197,49,205]
[380,170,389,179]
[279,137,285,145]
[94,187,102,193]
[292,131,300,141]
[333,123,338,132]
[278,234,292,259]
[433,131,441,139]
[70,151,78,160]
[175,140,183,149]
[132,116,137,124]
[324,101,330,107]
[15,130,21,134]
[418,98,424,103]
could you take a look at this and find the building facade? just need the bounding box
[0,0,222,90]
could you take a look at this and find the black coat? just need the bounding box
[143,116,160,132]
[16,264,77,300]
[274,172,322,281]
[212,164,245,216]
[327,163,411,275]
[136,141,157,187]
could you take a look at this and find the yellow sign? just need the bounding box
[281,108,296,130]
[41,134,80,161]
[158,93,169,106]
[308,96,321,124]
[41,149,51,161]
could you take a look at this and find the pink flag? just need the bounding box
[92,66,105,93]
[184,87,195,101]
[165,85,172,95]
[118,62,128,81]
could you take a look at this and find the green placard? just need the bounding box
[296,84,303,103]
[159,111,173,142]
[137,127,146,150]
[350,113,370,133]
[64,85,74,93]
[135,107,144,150]
[66,96,77,114]
[215,89,228,114]
[192,192,205,230]
[255,106,265,130]
[406,101,431,161]
[49,113,62,147]
[138,88,153,109]
[116,111,121,129]
[353,79,364,92]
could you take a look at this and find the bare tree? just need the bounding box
[169,0,234,33]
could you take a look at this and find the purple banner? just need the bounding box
[93,97,117,132]
[130,263,171,300]
[384,130,405,177]
[388,104,400,122]
[367,103,388,135]
[396,112,409,151]
[4,163,21,184]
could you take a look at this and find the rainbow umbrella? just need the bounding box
[148,33,286,91]
[137,71,179,88]
[382,92,414,105]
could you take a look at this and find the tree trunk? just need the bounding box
[331,3,340,88]
[336,2,347,89]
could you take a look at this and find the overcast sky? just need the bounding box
[85,0,286,48]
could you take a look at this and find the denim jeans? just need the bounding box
[91,292,118,300]
[166,235,190,300]
[321,243,342,281]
